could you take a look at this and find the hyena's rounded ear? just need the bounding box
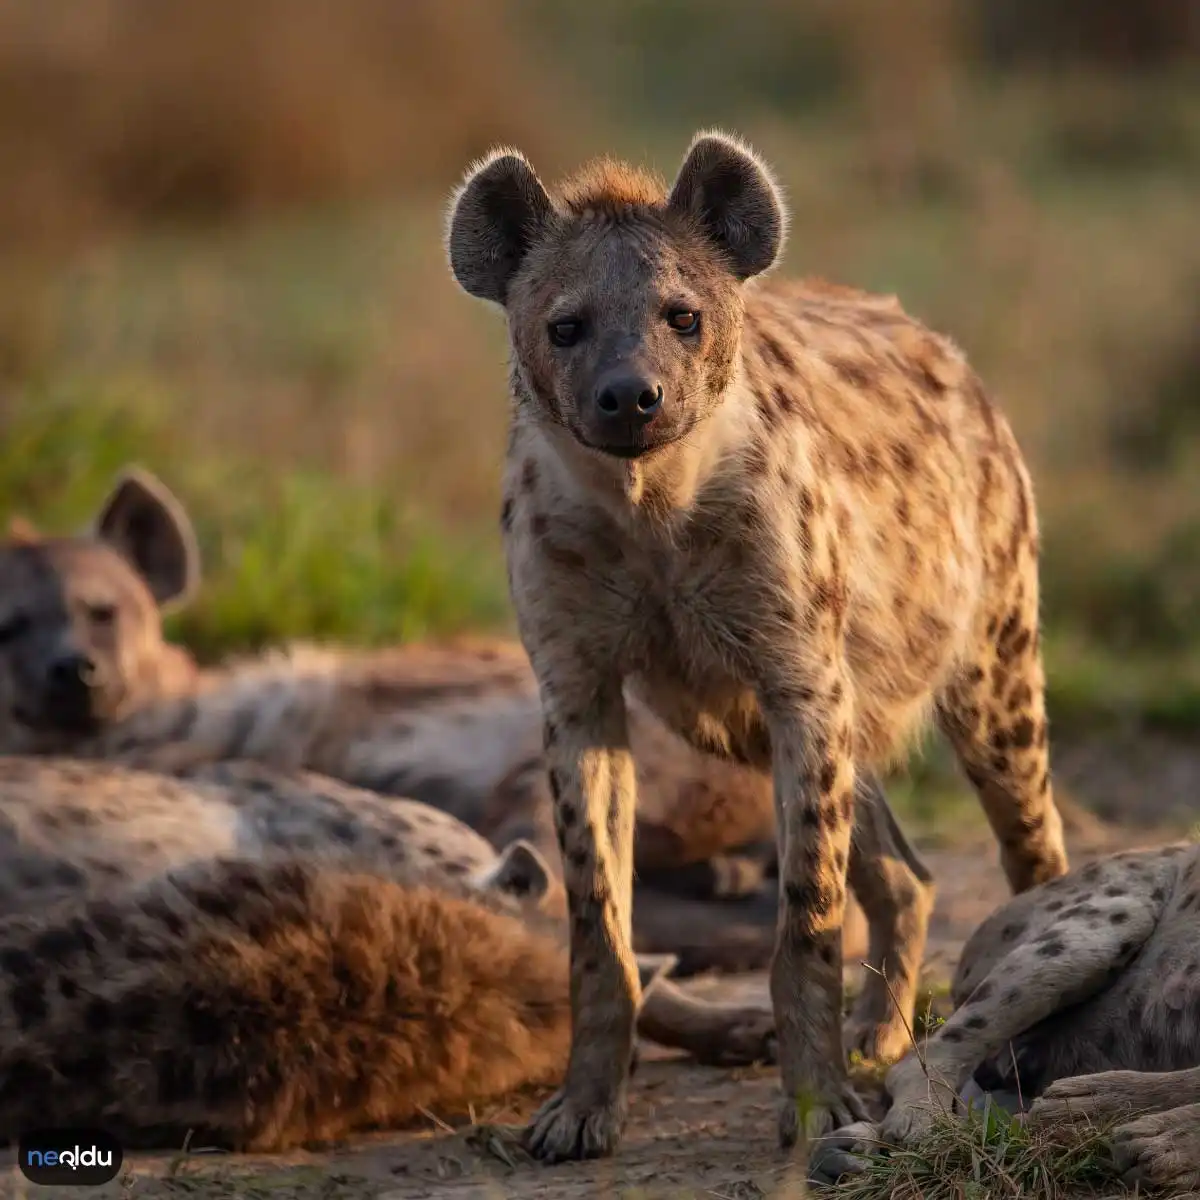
[445,147,555,306]
[475,838,554,901]
[667,129,788,281]
[92,466,201,612]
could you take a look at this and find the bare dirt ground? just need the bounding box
[0,814,1169,1200]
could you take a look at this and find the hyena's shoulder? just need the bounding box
[745,276,973,402]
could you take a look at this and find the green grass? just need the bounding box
[831,1102,1122,1200]
[0,384,511,664]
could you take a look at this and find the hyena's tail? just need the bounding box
[0,857,574,1152]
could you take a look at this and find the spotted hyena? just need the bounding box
[445,128,1068,1159]
[1,470,937,984]
[815,842,1200,1195]
[0,754,780,1149]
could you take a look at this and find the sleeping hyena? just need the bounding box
[445,128,1068,1159]
[0,469,936,984]
[0,754,781,1149]
[814,841,1200,1195]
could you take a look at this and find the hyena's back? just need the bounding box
[737,278,1035,765]
[0,756,502,917]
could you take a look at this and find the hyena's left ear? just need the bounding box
[445,147,555,306]
[475,838,554,902]
[667,129,788,281]
[93,466,201,612]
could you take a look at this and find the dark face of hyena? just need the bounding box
[447,131,788,462]
[0,469,200,748]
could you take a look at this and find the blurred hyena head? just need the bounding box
[0,468,200,751]
[446,130,787,465]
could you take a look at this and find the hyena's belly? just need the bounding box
[626,670,772,773]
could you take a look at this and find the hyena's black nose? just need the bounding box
[46,651,96,697]
[595,373,664,428]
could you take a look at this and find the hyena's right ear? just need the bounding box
[445,147,555,306]
[92,466,202,613]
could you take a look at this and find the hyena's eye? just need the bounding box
[547,318,584,348]
[0,612,30,644]
[666,309,700,335]
[86,603,116,625]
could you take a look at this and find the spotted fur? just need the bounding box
[0,756,783,1149]
[445,127,1068,1160]
[1,472,935,984]
[815,842,1200,1195]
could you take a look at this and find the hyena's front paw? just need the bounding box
[1112,1108,1200,1193]
[876,1052,954,1146]
[523,1084,628,1163]
[777,1078,871,1151]
[806,1120,883,1185]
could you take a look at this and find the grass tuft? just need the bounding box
[832,1101,1121,1200]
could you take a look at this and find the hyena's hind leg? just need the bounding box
[935,592,1068,893]
[843,773,936,1063]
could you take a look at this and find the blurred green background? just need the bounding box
[1,0,1198,822]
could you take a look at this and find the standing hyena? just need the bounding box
[445,128,1069,1159]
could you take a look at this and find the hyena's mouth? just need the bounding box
[579,430,687,461]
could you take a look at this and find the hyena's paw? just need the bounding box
[523,1085,628,1164]
[777,1079,871,1152]
[1112,1107,1200,1194]
[806,1120,882,1185]
[1027,1071,1166,1128]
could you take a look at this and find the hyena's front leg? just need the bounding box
[765,666,871,1152]
[522,674,642,1163]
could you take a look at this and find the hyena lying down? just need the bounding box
[815,842,1200,1194]
[0,468,937,988]
[0,755,778,1151]
[445,128,1067,1158]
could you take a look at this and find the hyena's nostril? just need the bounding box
[595,374,663,428]
[47,652,97,692]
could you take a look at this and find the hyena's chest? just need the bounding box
[619,566,773,771]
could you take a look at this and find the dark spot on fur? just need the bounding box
[0,948,36,977]
[1010,717,1036,749]
[11,979,47,1029]
[500,497,514,532]
[1037,937,1065,957]
[84,997,113,1033]
[964,1014,988,1030]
